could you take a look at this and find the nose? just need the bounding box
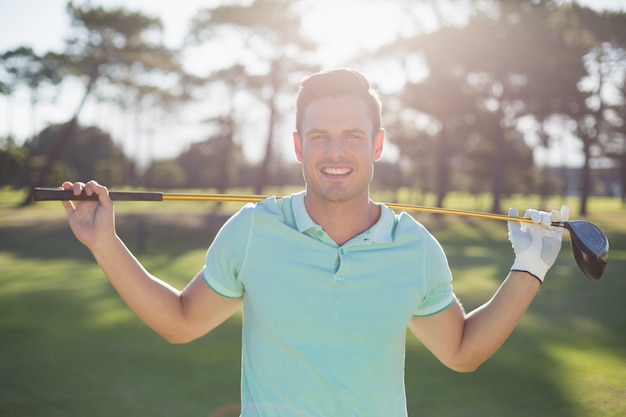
[325,135,345,158]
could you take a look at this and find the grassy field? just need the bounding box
[1,188,625,417]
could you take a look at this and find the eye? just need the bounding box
[346,133,365,140]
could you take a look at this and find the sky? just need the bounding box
[1,0,625,167]
[0,0,408,165]
[0,0,229,165]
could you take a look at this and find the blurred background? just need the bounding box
[2,2,626,416]
[1,0,625,215]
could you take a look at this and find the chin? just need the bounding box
[312,187,366,204]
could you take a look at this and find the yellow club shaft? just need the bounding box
[161,193,534,224]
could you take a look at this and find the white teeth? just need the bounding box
[323,167,351,175]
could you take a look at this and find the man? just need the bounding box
[60,68,568,416]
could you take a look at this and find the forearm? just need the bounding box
[60,180,236,342]
[89,234,187,340]
[458,270,540,369]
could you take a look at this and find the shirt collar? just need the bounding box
[292,191,319,233]
[291,192,395,243]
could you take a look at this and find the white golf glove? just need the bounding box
[508,205,569,283]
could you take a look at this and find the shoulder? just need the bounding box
[224,194,286,223]
[219,194,297,234]
[390,209,435,240]
[384,208,449,259]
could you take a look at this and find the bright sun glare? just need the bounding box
[297,0,418,65]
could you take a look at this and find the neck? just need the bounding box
[303,191,381,246]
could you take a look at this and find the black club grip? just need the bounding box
[32,188,163,202]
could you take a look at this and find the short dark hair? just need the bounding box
[295,68,382,135]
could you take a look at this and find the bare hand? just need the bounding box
[60,180,116,250]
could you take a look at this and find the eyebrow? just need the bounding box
[343,128,367,135]
[305,128,367,136]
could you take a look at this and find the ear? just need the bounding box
[373,129,384,161]
[293,131,303,162]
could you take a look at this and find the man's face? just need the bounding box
[293,95,384,204]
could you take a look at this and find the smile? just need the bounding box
[321,167,353,176]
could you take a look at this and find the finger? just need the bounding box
[508,208,521,233]
[60,195,75,214]
[561,204,570,222]
[60,181,74,191]
[526,209,541,223]
[61,199,76,215]
[59,183,75,214]
[72,182,86,197]
[548,205,570,224]
[525,209,552,227]
[85,180,112,207]
[539,211,551,226]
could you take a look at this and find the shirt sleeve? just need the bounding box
[201,204,254,298]
[413,230,456,317]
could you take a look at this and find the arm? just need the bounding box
[409,270,539,372]
[409,206,568,372]
[61,180,241,343]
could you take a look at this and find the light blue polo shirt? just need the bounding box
[202,192,455,417]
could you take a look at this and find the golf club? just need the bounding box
[33,187,609,281]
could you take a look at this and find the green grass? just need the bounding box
[1,188,625,416]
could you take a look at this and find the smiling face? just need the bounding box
[293,95,384,206]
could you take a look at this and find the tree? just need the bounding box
[544,4,626,214]
[0,139,28,186]
[380,1,561,211]
[17,1,191,205]
[184,65,256,192]
[189,0,318,194]
[0,47,63,138]
[141,159,186,189]
[377,0,625,213]
[397,65,478,207]
[174,127,247,190]
[490,2,626,214]
[608,71,626,205]
[25,123,131,187]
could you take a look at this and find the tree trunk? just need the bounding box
[216,121,235,194]
[621,148,626,208]
[435,127,451,208]
[254,90,277,196]
[20,76,96,206]
[490,122,505,214]
[579,138,592,216]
